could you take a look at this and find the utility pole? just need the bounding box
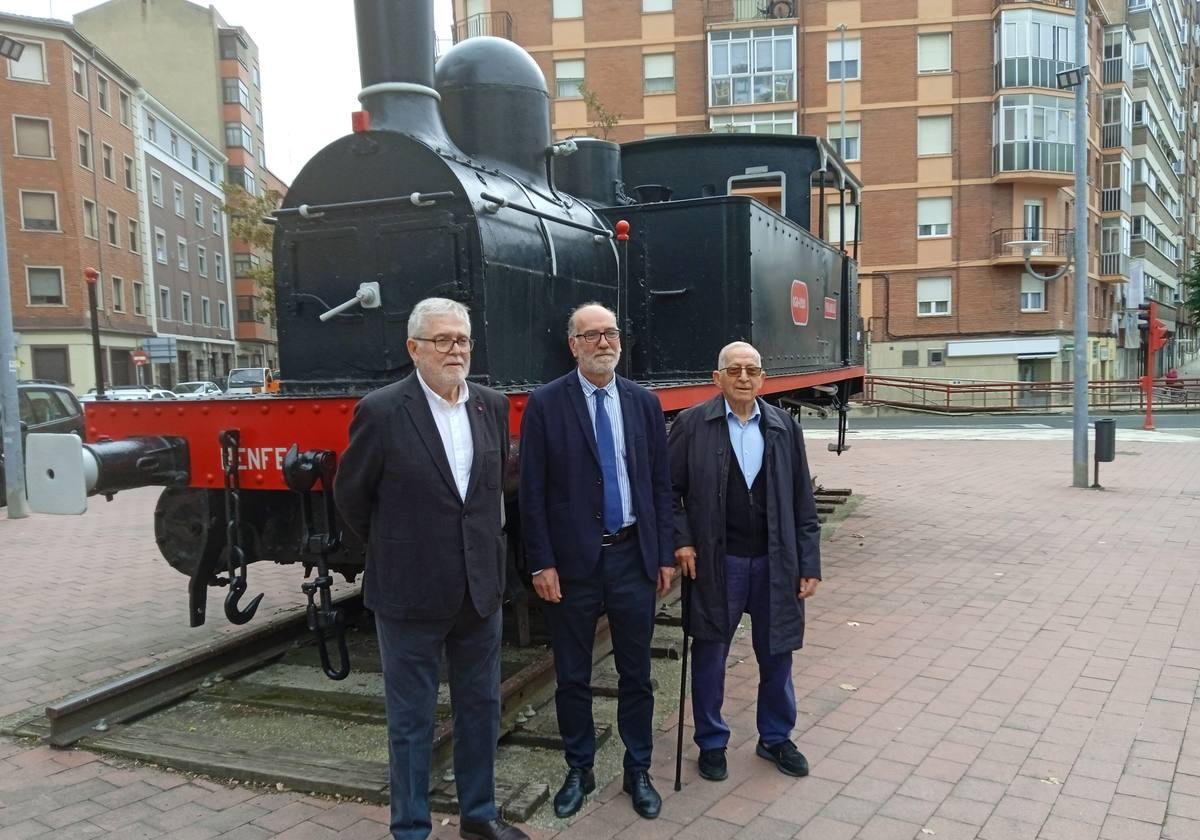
[1070,0,1089,488]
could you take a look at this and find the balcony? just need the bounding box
[1101,188,1131,214]
[993,141,1074,179]
[990,227,1072,266]
[1101,122,1132,151]
[1100,252,1130,279]
[452,11,513,43]
[705,0,797,25]
[993,0,1073,9]
[994,56,1074,90]
[1102,57,1132,87]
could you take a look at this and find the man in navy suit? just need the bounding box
[519,303,675,820]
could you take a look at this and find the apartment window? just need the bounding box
[917,277,952,316]
[993,93,1074,174]
[228,165,256,194]
[1020,273,1045,311]
[145,113,157,143]
[223,77,251,109]
[553,0,582,18]
[154,228,167,264]
[77,129,92,169]
[106,209,118,245]
[996,9,1074,89]
[710,27,795,106]
[194,196,204,226]
[902,350,919,366]
[218,300,229,328]
[220,32,243,62]
[826,204,859,244]
[197,245,208,277]
[917,197,951,237]
[225,122,253,151]
[212,207,221,234]
[19,191,57,231]
[215,253,225,282]
[643,0,671,10]
[123,155,134,190]
[177,237,190,271]
[208,160,218,183]
[201,297,211,325]
[928,350,945,367]
[190,147,199,171]
[82,199,98,238]
[159,286,171,320]
[71,55,87,97]
[14,116,52,157]
[554,60,584,99]
[169,132,179,157]
[257,143,266,167]
[917,115,952,156]
[111,276,124,312]
[173,184,184,216]
[181,292,193,324]
[7,40,45,82]
[252,63,261,87]
[97,75,110,112]
[119,89,131,125]
[254,103,263,128]
[133,281,144,315]
[827,37,860,81]
[710,111,796,134]
[827,120,860,161]
[28,267,64,305]
[918,33,951,74]
[643,53,675,94]
[101,143,114,180]
[128,218,140,252]
[150,170,163,206]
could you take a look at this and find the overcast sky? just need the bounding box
[9,0,456,184]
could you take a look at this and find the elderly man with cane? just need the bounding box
[668,341,821,783]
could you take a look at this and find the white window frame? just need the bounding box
[555,59,585,99]
[123,155,135,190]
[643,0,671,11]
[643,53,675,94]
[128,218,140,253]
[553,0,583,19]
[197,245,208,277]
[111,276,125,312]
[181,292,193,325]
[12,115,53,159]
[106,208,119,246]
[177,237,190,271]
[150,170,163,206]
[7,39,47,83]
[154,227,168,264]
[81,198,98,239]
[133,280,145,316]
[101,143,114,181]
[917,196,951,238]
[827,37,861,81]
[96,74,110,113]
[827,120,860,161]
[917,115,952,156]
[77,128,92,170]
[1020,273,1045,312]
[194,196,204,227]
[201,296,211,326]
[826,204,859,244]
[218,300,229,329]
[173,183,185,217]
[917,277,952,316]
[710,111,797,135]
[212,207,221,234]
[118,89,131,126]
[71,54,87,98]
[27,266,66,307]
[215,254,225,283]
[18,190,59,232]
[918,33,951,74]
[159,286,171,321]
[709,27,796,108]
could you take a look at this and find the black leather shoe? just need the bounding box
[756,739,809,777]
[552,767,595,819]
[622,769,662,819]
[698,747,728,781]
[459,818,529,840]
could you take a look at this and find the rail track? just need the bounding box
[17,487,856,823]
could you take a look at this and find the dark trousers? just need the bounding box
[376,599,501,840]
[544,537,657,771]
[691,554,796,751]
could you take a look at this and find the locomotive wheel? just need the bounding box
[154,487,226,578]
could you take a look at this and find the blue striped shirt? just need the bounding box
[578,370,635,528]
[725,399,764,488]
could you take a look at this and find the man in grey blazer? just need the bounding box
[335,298,526,840]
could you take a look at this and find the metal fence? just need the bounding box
[863,375,1200,412]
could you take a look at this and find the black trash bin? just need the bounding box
[1094,418,1116,463]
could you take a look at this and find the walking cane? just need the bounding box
[674,575,691,791]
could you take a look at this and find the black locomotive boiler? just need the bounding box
[34,0,864,662]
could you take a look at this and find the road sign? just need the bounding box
[131,350,149,367]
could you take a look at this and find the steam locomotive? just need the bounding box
[27,0,863,671]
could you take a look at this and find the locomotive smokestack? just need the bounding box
[354,0,448,141]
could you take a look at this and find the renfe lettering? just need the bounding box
[236,447,290,472]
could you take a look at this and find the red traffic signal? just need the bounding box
[1149,318,1169,352]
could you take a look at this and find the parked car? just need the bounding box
[79,385,178,402]
[173,381,222,398]
[225,367,280,395]
[1,382,85,507]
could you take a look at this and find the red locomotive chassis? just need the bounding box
[85,367,863,492]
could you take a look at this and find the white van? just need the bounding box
[224,367,279,395]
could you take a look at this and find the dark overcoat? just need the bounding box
[667,394,821,655]
[333,373,510,621]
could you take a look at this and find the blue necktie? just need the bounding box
[593,389,624,534]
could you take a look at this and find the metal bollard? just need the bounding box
[1093,418,1116,488]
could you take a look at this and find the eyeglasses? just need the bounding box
[574,329,621,345]
[412,336,475,353]
[721,365,764,378]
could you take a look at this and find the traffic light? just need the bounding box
[1150,317,1169,352]
[1136,302,1150,332]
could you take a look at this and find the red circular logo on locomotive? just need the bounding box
[790,280,809,326]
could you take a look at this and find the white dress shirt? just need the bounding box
[416,371,473,500]
[577,369,635,528]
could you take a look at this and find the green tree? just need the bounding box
[221,184,281,318]
[577,83,622,140]
[1183,253,1200,326]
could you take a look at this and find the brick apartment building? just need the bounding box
[452,0,1200,383]
[1,14,151,393]
[140,93,235,388]
[76,0,282,372]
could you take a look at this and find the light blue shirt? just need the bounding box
[725,399,764,488]
[578,370,635,528]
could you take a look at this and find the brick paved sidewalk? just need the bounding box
[2,438,1199,839]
